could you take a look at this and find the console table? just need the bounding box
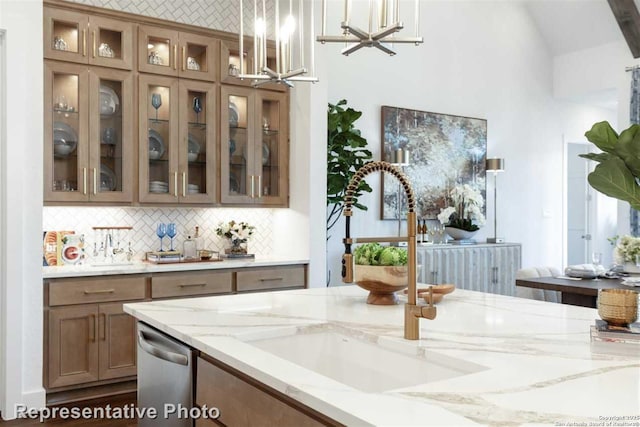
[417,243,521,296]
[515,276,632,308]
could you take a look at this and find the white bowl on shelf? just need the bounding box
[187,152,198,162]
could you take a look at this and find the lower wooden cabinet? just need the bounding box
[44,264,308,396]
[196,356,338,427]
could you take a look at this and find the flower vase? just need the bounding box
[225,239,247,255]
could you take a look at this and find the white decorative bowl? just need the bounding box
[445,227,478,241]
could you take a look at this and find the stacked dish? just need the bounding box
[53,122,78,157]
[99,85,120,116]
[148,129,165,160]
[188,134,200,162]
[100,164,117,191]
[187,184,200,194]
[149,181,169,193]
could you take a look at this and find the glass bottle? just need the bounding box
[194,226,203,252]
[183,235,196,259]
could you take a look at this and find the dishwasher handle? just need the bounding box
[137,330,189,366]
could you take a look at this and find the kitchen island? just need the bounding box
[124,286,640,426]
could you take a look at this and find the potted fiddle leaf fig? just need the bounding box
[580,121,640,209]
[326,100,373,240]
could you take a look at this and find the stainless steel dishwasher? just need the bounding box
[137,322,195,427]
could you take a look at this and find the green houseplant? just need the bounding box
[326,100,373,239]
[580,121,640,210]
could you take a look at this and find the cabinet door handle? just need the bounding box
[92,31,96,58]
[258,175,263,198]
[174,172,178,197]
[182,46,186,71]
[173,44,177,70]
[82,167,87,195]
[82,29,87,56]
[259,277,283,282]
[93,168,97,195]
[182,172,186,197]
[100,313,106,341]
[179,283,206,288]
[84,289,115,295]
[250,175,255,198]
[89,314,96,342]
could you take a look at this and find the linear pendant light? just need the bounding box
[238,0,318,87]
[317,0,423,56]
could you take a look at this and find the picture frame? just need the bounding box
[380,106,487,220]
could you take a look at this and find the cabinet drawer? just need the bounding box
[196,357,329,427]
[152,271,232,299]
[49,276,146,306]
[236,266,305,292]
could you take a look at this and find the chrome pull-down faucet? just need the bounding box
[341,161,436,340]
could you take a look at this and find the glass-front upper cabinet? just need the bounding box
[44,7,133,70]
[178,80,216,203]
[139,75,179,203]
[256,91,288,205]
[139,25,217,81]
[44,61,133,203]
[220,87,288,206]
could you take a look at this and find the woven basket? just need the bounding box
[597,289,639,325]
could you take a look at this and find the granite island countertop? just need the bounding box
[123,286,640,426]
[42,256,309,279]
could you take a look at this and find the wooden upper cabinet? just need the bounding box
[44,7,133,70]
[220,38,286,92]
[44,61,134,203]
[139,25,217,81]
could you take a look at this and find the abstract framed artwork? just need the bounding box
[381,106,487,220]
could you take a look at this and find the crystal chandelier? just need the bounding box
[317,0,423,56]
[238,0,318,87]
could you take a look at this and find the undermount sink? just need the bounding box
[245,326,487,393]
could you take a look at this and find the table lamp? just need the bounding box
[391,148,410,241]
[486,158,505,243]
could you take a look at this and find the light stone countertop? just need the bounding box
[42,256,309,279]
[124,285,640,426]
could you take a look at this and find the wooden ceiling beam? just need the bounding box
[608,0,640,58]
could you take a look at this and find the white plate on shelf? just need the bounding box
[99,85,119,116]
[229,102,239,127]
[100,164,117,191]
[262,142,270,165]
[148,129,165,160]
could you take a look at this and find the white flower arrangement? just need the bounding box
[437,184,486,231]
[613,235,640,264]
[215,220,255,245]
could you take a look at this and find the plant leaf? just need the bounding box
[614,124,640,176]
[587,157,640,207]
[579,152,612,163]
[584,121,618,153]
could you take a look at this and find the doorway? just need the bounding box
[566,142,593,265]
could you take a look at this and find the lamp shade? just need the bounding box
[486,158,504,172]
[392,148,411,166]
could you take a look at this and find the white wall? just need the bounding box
[323,0,623,283]
[0,0,45,419]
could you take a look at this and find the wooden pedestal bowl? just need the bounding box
[354,265,408,305]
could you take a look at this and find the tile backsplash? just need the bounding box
[43,207,274,262]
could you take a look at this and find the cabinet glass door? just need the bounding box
[139,75,179,202]
[179,33,217,81]
[89,69,133,202]
[221,87,254,203]
[256,92,288,205]
[138,26,179,76]
[44,8,88,64]
[44,62,88,202]
[180,81,216,203]
[220,40,252,86]
[89,17,133,70]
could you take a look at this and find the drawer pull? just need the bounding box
[259,277,283,282]
[179,283,206,288]
[83,289,115,295]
